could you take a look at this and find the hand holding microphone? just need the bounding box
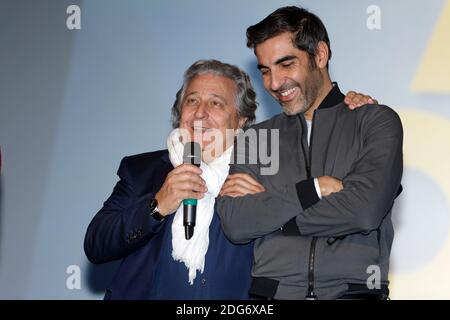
[154,142,205,238]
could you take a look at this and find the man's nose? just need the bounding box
[194,102,208,119]
[269,71,283,92]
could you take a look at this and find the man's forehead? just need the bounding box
[186,74,236,96]
[255,32,302,62]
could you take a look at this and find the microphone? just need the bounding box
[182,142,202,240]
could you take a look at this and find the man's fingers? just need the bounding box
[170,163,202,176]
[179,190,205,200]
[238,174,265,191]
[173,181,207,193]
[220,179,263,197]
[221,191,244,198]
[351,95,363,106]
[351,93,377,107]
[171,172,206,186]
[220,185,238,196]
[345,91,379,109]
[335,180,344,192]
[226,173,265,191]
[223,178,262,194]
[345,91,356,100]
[220,184,254,197]
[358,95,372,106]
[344,91,356,106]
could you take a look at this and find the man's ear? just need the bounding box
[315,41,330,69]
[238,117,248,129]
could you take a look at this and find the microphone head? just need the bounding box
[183,142,201,167]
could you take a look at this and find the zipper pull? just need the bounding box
[306,289,318,300]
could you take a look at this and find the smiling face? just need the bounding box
[255,32,324,116]
[179,73,241,161]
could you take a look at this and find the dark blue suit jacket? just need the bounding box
[84,150,253,299]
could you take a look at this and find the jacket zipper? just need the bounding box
[306,237,318,300]
[301,111,318,300]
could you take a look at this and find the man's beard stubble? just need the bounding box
[281,62,323,116]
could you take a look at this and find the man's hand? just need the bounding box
[155,164,207,216]
[317,176,343,197]
[219,173,265,198]
[344,91,378,110]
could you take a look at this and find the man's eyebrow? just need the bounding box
[257,63,267,71]
[257,55,298,70]
[274,55,297,65]
[210,93,228,103]
[185,91,199,97]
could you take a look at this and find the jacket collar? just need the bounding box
[317,82,345,110]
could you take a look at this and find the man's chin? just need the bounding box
[282,105,302,116]
[278,98,309,115]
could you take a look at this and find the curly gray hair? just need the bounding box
[171,59,258,130]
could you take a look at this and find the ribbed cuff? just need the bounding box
[281,217,301,236]
[295,178,320,209]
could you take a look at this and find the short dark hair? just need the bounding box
[246,6,332,68]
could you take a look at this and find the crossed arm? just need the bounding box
[217,107,403,244]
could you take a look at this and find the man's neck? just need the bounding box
[304,79,333,121]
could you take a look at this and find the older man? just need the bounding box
[85,59,377,300]
[84,60,257,299]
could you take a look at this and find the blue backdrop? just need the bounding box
[1,0,449,299]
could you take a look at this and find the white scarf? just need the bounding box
[167,129,233,285]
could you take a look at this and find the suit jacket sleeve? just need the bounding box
[84,156,166,264]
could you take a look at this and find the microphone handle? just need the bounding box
[183,198,198,206]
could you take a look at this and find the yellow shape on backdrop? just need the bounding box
[390,110,450,299]
[411,0,450,93]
